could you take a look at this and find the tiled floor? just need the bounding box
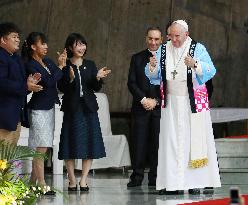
[34,170,248,205]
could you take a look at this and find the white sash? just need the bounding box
[189,111,208,168]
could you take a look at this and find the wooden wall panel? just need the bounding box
[45,0,112,67]
[225,0,248,107]
[105,0,171,111]
[0,0,50,39]
[171,0,248,108]
[0,0,247,111]
[171,0,231,107]
[103,0,131,112]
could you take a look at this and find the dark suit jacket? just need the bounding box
[127,49,161,113]
[58,59,103,113]
[0,48,27,131]
[26,58,62,110]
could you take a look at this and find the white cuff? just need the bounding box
[141,97,146,104]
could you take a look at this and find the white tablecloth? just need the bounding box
[18,93,131,174]
[210,108,248,123]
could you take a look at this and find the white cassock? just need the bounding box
[156,37,221,191]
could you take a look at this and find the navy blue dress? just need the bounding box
[58,59,106,160]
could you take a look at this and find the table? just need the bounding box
[210,108,248,135]
[210,108,248,123]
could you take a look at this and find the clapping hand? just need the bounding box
[96,67,111,80]
[27,73,43,92]
[57,49,67,69]
[32,73,41,84]
[69,66,75,82]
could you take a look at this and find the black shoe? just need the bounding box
[80,183,89,192]
[158,189,166,195]
[158,189,184,195]
[188,188,200,195]
[203,187,214,194]
[80,186,89,192]
[68,185,77,191]
[127,180,142,187]
[44,190,56,195]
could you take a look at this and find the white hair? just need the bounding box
[172,20,188,31]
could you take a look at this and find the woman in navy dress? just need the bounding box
[58,33,110,191]
[21,32,67,194]
[58,33,110,192]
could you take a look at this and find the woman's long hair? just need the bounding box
[21,32,47,62]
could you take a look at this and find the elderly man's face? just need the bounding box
[168,24,188,48]
[146,30,163,51]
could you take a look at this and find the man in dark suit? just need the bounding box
[127,27,163,187]
[0,22,42,145]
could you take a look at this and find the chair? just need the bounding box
[75,93,131,170]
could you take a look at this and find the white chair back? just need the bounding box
[95,93,112,136]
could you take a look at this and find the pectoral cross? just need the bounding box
[171,70,178,80]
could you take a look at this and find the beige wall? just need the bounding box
[1,0,247,111]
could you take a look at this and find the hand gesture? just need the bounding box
[149,53,157,72]
[69,66,75,82]
[31,72,41,84]
[149,54,157,67]
[142,98,157,110]
[184,53,196,68]
[57,49,67,69]
[27,73,43,92]
[96,67,111,80]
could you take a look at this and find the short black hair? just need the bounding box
[146,26,162,36]
[0,22,20,38]
[65,33,87,58]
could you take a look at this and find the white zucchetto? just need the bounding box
[172,20,188,31]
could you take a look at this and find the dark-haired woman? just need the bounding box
[58,33,110,192]
[21,32,67,193]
